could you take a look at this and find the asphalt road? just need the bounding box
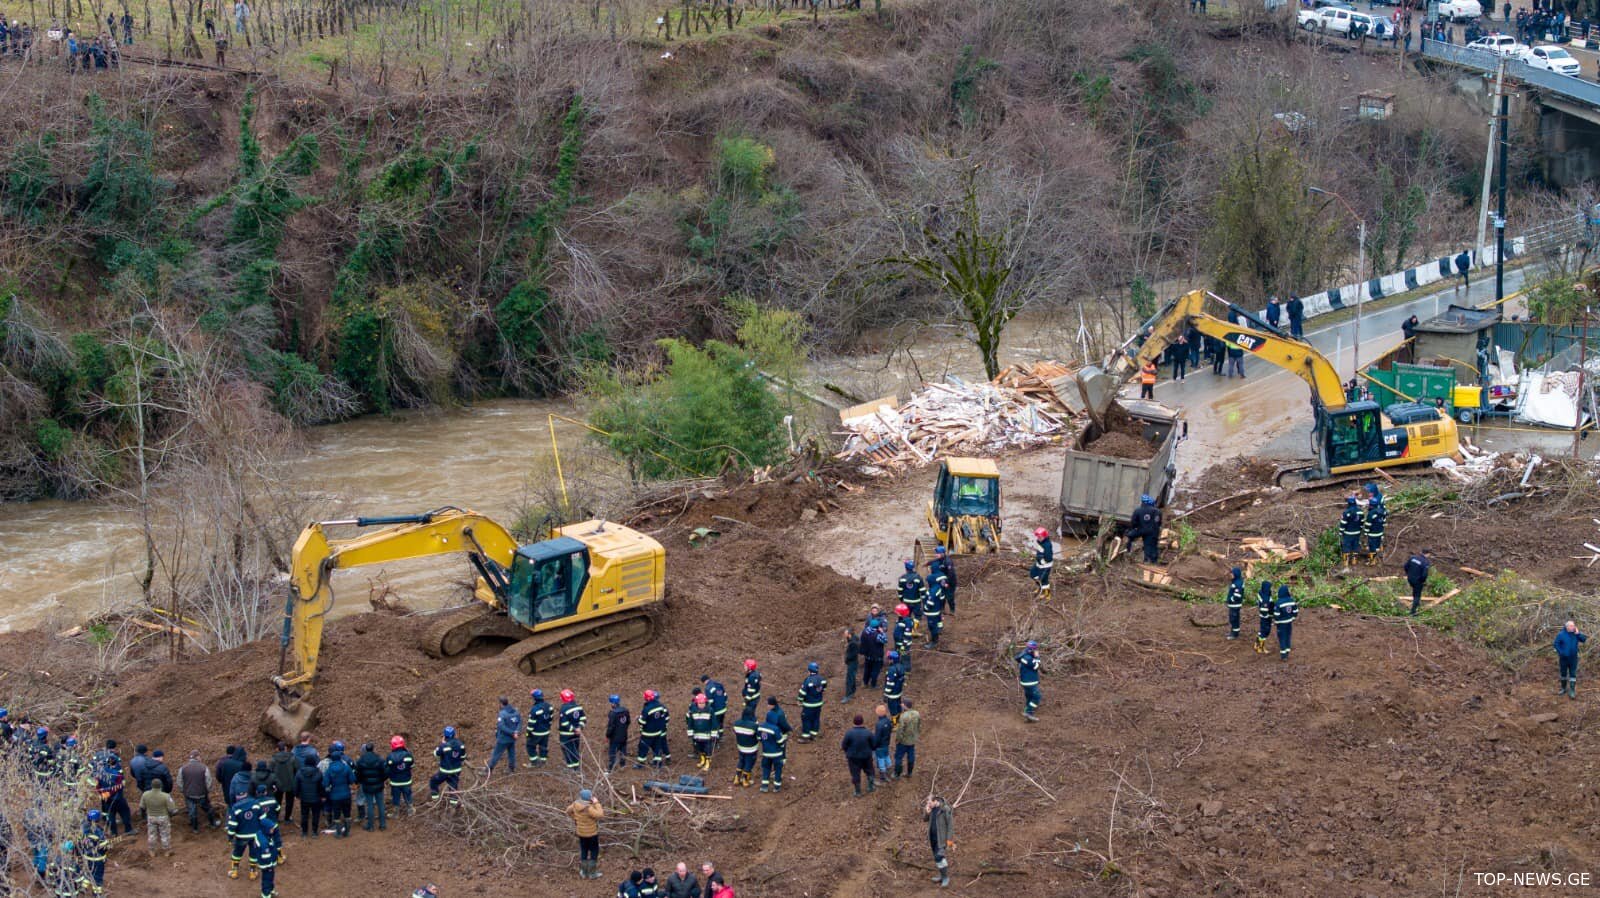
[1123,265,1586,479]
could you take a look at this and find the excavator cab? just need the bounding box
[507,538,592,627]
[1322,402,1385,469]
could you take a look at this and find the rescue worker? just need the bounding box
[930,545,958,616]
[925,795,953,888]
[46,840,82,898]
[487,697,522,777]
[922,570,946,648]
[687,693,718,769]
[95,742,133,836]
[1029,527,1054,598]
[29,728,55,783]
[860,618,887,689]
[897,560,928,632]
[79,810,107,896]
[226,782,263,880]
[428,726,466,804]
[840,628,859,703]
[385,736,415,817]
[740,659,762,719]
[1017,640,1041,722]
[639,868,661,898]
[605,695,631,771]
[526,688,554,766]
[756,710,788,793]
[883,650,906,720]
[253,813,281,898]
[796,662,828,741]
[1254,581,1275,654]
[731,707,760,788]
[1138,358,1157,399]
[1555,620,1587,698]
[559,690,587,771]
[1129,495,1162,564]
[699,674,729,732]
[1362,483,1386,565]
[635,690,670,769]
[1224,567,1245,640]
[1339,496,1364,567]
[892,604,915,673]
[1273,584,1298,661]
[1404,549,1432,616]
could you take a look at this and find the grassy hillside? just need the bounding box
[0,0,1496,498]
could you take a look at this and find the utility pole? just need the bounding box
[1476,60,1503,256]
[1495,74,1509,303]
[1577,307,1591,459]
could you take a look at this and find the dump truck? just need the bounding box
[1057,399,1181,535]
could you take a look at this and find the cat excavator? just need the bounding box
[1074,289,1459,484]
[262,507,664,742]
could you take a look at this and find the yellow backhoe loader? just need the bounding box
[262,507,664,742]
[1074,289,1459,485]
[916,457,1002,567]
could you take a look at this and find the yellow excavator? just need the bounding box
[917,457,1002,567]
[262,507,664,742]
[1075,289,1459,484]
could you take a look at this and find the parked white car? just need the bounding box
[1305,6,1396,39]
[1520,44,1583,75]
[1438,0,1483,21]
[1466,34,1528,56]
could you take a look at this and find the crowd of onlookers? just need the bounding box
[0,11,135,71]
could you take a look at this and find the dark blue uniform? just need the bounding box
[893,617,914,672]
[525,698,553,764]
[1017,649,1041,720]
[922,580,946,647]
[732,714,760,786]
[385,748,414,811]
[741,671,763,719]
[635,698,670,768]
[882,662,906,719]
[702,678,728,730]
[1029,536,1054,594]
[898,570,928,624]
[429,738,465,800]
[1404,552,1431,615]
[1129,501,1162,564]
[79,823,106,895]
[930,554,958,614]
[252,817,281,898]
[1255,582,1275,653]
[1225,569,1245,639]
[1555,627,1588,697]
[1273,586,1299,660]
[757,720,788,792]
[1363,501,1386,562]
[1339,500,1364,559]
[796,674,827,739]
[559,701,587,770]
[226,795,262,875]
[686,701,718,767]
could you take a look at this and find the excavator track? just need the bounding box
[505,611,656,676]
[420,604,530,658]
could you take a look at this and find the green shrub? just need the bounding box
[34,419,72,460]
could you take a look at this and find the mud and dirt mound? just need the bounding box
[1081,428,1158,460]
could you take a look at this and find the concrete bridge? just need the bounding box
[1421,39,1600,185]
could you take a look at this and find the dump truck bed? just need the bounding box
[1058,400,1180,531]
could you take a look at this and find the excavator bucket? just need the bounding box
[1074,364,1119,430]
[261,697,317,744]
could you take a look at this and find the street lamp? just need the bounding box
[1308,186,1367,375]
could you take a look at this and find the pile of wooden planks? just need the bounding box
[835,377,1074,473]
[1238,536,1306,577]
[992,360,1082,414]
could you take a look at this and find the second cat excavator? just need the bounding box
[1075,289,1459,484]
[262,507,664,742]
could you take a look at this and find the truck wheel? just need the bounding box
[1457,408,1475,424]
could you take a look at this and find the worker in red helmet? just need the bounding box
[634,689,670,769]
[741,660,762,719]
[896,560,928,637]
[558,690,586,771]
[1029,527,1054,599]
[385,736,415,817]
[687,692,718,770]
[892,603,915,674]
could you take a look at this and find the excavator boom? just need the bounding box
[264,507,520,741]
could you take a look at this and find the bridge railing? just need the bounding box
[1420,38,1600,108]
